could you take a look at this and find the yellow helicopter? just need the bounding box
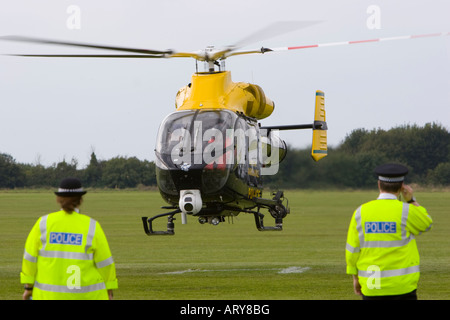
[1,22,328,234]
[2,22,445,235]
[148,70,327,234]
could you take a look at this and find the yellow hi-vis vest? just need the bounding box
[21,210,118,300]
[346,195,432,297]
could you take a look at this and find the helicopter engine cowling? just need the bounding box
[239,83,274,120]
[174,71,275,120]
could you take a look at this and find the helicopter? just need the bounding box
[147,72,327,235]
[1,22,447,235]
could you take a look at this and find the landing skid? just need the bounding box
[250,190,290,231]
[142,208,180,235]
[141,191,289,235]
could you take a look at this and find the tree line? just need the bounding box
[0,153,156,189]
[1,122,449,190]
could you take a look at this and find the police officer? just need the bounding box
[21,177,118,300]
[346,163,432,300]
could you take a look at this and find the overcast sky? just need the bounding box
[1,0,449,168]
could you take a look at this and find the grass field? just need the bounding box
[1,189,449,300]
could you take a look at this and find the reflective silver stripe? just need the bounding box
[401,203,409,240]
[359,265,420,278]
[39,214,48,250]
[96,256,114,269]
[39,250,93,261]
[346,243,360,253]
[35,281,106,293]
[24,249,37,263]
[85,218,96,253]
[361,237,413,248]
[355,206,364,248]
[362,237,414,248]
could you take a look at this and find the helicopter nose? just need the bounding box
[170,169,202,190]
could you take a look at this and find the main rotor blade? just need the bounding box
[233,21,321,49]
[0,35,173,56]
[214,21,320,61]
[231,31,450,57]
[5,54,166,58]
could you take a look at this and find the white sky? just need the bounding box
[1,0,449,168]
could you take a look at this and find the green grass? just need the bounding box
[1,189,449,300]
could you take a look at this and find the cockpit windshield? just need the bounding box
[155,109,238,169]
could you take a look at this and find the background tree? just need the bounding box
[100,156,156,188]
[0,153,24,188]
[84,152,102,187]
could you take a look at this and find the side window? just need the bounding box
[246,121,260,187]
[233,118,247,180]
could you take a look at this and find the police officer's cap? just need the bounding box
[374,163,408,183]
[55,177,87,197]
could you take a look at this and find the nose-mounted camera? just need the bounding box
[179,190,202,224]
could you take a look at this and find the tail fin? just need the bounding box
[311,90,328,161]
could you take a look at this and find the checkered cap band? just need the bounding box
[57,188,84,193]
[378,176,404,182]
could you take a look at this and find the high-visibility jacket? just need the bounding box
[21,210,118,300]
[346,193,432,297]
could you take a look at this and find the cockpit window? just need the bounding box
[156,109,237,169]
